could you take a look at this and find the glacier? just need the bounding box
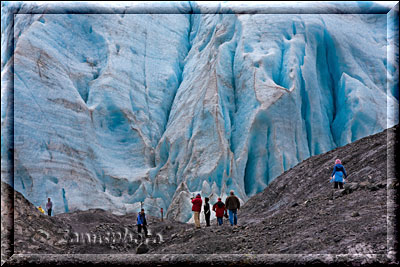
[1,1,398,222]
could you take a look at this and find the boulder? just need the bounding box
[344,182,359,194]
[136,243,149,254]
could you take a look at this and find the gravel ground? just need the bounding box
[154,125,398,255]
[1,125,398,266]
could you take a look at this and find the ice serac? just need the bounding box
[1,2,398,222]
[161,5,398,220]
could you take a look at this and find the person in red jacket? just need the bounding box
[191,194,202,228]
[212,198,226,226]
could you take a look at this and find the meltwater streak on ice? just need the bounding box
[1,1,398,222]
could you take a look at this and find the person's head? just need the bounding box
[205,197,209,203]
[230,190,234,195]
[48,198,51,202]
[335,159,342,165]
[141,208,145,214]
[39,206,42,208]
[196,193,201,198]
[218,197,221,201]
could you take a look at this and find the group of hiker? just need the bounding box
[134,190,241,236]
[189,158,347,228]
[37,198,53,216]
[135,158,347,232]
[191,190,241,228]
[33,159,345,235]
[31,158,348,242]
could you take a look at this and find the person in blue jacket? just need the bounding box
[330,159,348,189]
[137,209,149,238]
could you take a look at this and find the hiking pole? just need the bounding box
[161,208,163,222]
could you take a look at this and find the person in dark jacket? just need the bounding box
[191,194,202,228]
[330,159,348,189]
[204,197,211,227]
[225,190,240,226]
[137,209,148,237]
[212,198,226,226]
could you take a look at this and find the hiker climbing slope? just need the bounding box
[330,159,348,189]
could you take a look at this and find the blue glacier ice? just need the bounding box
[1,1,398,222]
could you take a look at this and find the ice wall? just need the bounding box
[1,1,398,222]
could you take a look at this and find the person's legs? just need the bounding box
[217,217,223,225]
[194,212,200,228]
[143,225,148,237]
[233,209,237,225]
[339,182,344,189]
[205,214,210,226]
[228,209,234,226]
[137,225,142,238]
[334,182,339,189]
[138,225,145,239]
[48,209,52,216]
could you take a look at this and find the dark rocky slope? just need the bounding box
[154,124,398,255]
[1,180,191,256]
[1,125,398,266]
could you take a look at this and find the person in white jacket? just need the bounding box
[46,198,52,216]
